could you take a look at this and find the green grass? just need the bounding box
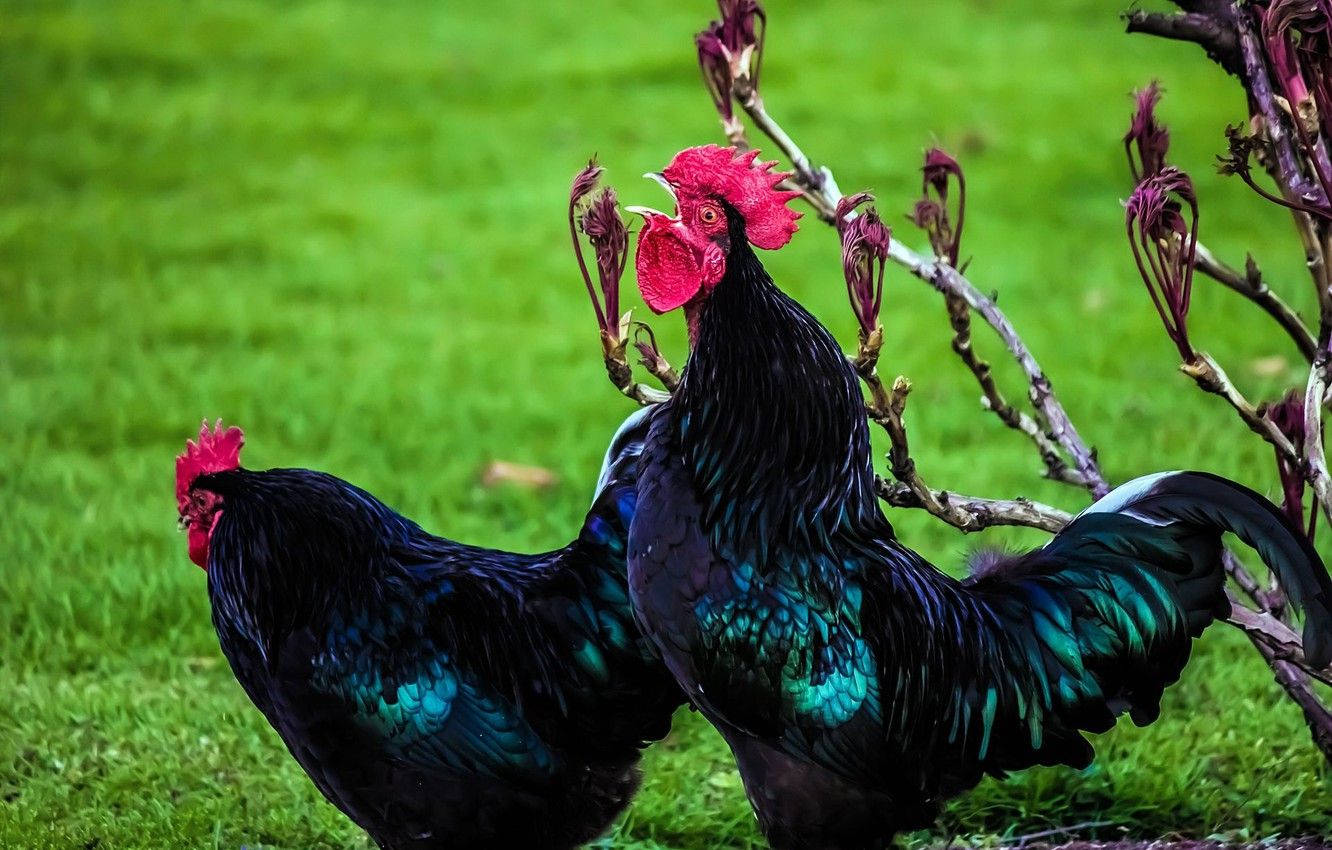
[2,0,1329,847]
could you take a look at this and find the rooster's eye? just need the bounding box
[699,206,719,225]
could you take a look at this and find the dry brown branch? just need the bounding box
[1294,213,1332,336]
[907,254,1109,496]
[1223,549,1268,609]
[1303,353,1332,524]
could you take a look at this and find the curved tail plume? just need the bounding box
[1080,471,1332,667]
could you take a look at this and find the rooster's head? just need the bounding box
[630,145,800,315]
[176,419,244,570]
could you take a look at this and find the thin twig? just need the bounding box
[869,373,1072,534]
[1303,351,1332,526]
[1180,353,1300,462]
[908,253,1109,495]
[875,478,1072,534]
[942,293,1087,487]
[601,334,671,406]
[1008,820,1114,849]
[1293,213,1332,341]
[1223,549,1267,608]
[1228,597,1332,687]
[1193,243,1317,361]
[849,328,1073,533]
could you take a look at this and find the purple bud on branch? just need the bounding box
[633,322,669,375]
[1125,166,1199,363]
[569,159,627,340]
[1259,0,1332,204]
[696,1,766,126]
[839,192,891,335]
[1263,388,1318,539]
[582,188,629,334]
[911,148,966,267]
[1124,80,1171,182]
[696,26,733,123]
[835,191,874,235]
[570,158,604,209]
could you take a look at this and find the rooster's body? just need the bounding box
[625,146,1332,849]
[178,411,682,850]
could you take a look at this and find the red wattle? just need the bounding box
[635,219,725,314]
[189,510,222,570]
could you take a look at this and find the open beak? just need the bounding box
[644,172,677,202]
[624,204,666,219]
[625,172,678,221]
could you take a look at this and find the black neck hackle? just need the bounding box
[669,206,886,564]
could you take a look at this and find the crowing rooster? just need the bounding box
[624,145,1332,849]
[175,411,681,849]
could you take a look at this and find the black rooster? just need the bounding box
[624,145,1332,850]
[175,411,681,849]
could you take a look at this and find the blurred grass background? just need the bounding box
[2,0,1330,847]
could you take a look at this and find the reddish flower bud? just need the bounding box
[1263,388,1318,539]
[570,158,604,209]
[921,148,960,195]
[838,192,891,335]
[835,191,874,234]
[1124,80,1171,182]
[581,188,629,334]
[569,160,628,340]
[911,148,966,267]
[696,1,766,126]
[1125,166,1199,362]
[697,26,734,123]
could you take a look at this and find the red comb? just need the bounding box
[662,145,802,250]
[176,419,244,509]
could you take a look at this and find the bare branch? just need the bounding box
[942,293,1088,487]
[1193,243,1317,361]
[898,251,1109,496]
[1272,659,1332,757]
[1223,549,1267,608]
[875,477,1072,534]
[1180,353,1300,462]
[1303,352,1332,525]
[844,325,1073,531]
[1228,597,1332,687]
[601,334,671,406]
[866,373,1072,534]
[1123,10,1241,77]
